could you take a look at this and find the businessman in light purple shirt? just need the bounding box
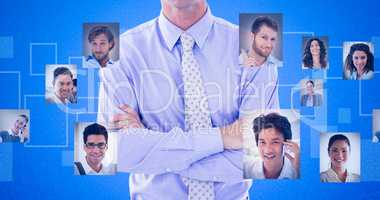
[98,0,279,199]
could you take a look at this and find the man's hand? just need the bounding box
[19,127,29,143]
[283,140,300,178]
[219,119,244,150]
[22,126,29,140]
[243,56,260,67]
[110,105,144,130]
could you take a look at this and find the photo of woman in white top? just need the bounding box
[320,134,360,183]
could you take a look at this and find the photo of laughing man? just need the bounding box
[244,112,300,179]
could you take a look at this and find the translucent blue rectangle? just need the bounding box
[361,139,380,181]
[310,128,320,158]
[0,143,13,181]
[372,37,380,58]
[338,108,351,124]
[0,36,13,58]
[61,151,73,167]
[24,96,67,147]
[30,44,56,75]
[0,73,19,108]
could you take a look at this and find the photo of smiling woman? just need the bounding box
[302,37,328,69]
[320,133,360,183]
[343,42,374,80]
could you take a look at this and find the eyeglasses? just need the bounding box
[85,142,107,149]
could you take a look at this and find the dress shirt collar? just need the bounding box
[82,157,104,175]
[158,7,214,51]
[278,156,295,179]
[52,93,69,104]
[258,156,295,179]
[266,55,279,65]
[86,55,114,65]
[8,129,18,137]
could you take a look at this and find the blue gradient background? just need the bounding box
[0,0,380,199]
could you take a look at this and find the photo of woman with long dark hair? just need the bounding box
[343,42,374,80]
[302,37,328,69]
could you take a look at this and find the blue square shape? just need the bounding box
[338,108,351,124]
[0,36,13,59]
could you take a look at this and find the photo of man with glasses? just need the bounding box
[74,123,116,175]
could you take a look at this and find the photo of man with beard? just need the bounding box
[83,24,119,68]
[239,14,282,68]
